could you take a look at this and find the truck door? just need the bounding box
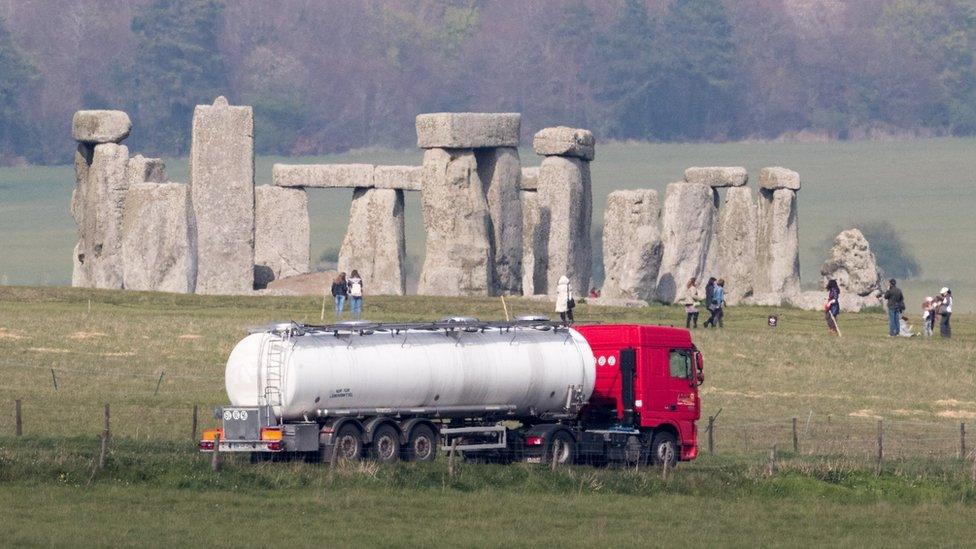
[665,349,699,420]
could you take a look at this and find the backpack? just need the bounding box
[349,279,363,297]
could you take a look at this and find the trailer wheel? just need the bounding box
[404,425,438,462]
[546,431,576,465]
[370,424,401,463]
[335,424,364,462]
[650,431,678,467]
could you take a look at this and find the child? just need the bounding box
[898,315,916,337]
[921,297,935,337]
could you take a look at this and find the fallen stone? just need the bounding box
[789,290,881,313]
[520,167,539,190]
[126,155,166,188]
[265,270,338,296]
[684,166,747,187]
[655,182,717,303]
[586,297,649,308]
[537,155,592,295]
[415,112,521,149]
[520,190,547,296]
[338,188,406,295]
[72,110,131,143]
[72,143,130,289]
[713,186,757,305]
[532,126,595,161]
[759,167,801,191]
[476,147,523,294]
[755,188,801,299]
[601,190,662,301]
[121,182,195,293]
[417,148,493,295]
[274,163,374,188]
[373,165,423,191]
[820,228,883,296]
[254,185,310,288]
[189,96,255,295]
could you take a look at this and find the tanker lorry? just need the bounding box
[199,317,704,466]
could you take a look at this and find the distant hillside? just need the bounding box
[0,0,974,164]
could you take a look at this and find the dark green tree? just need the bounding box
[655,0,739,140]
[129,0,228,153]
[598,0,660,139]
[0,16,37,161]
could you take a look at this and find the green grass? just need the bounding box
[0,287,975,546]
[1,138,973,309]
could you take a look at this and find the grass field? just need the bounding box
[1,138,973,310]
[1,286,974,546]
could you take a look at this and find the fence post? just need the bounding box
[875,419,884,475]
[765,445,778,476]
[211,434,221,472]
[98,403,110,470]
[447,438,459,479]
[153,371,165,396]
[191,405,199,443]
[792,417,799,454]
[15,399,22,436]
[707,416,715,454]
[961,423,967,460]
[50,369,58,390]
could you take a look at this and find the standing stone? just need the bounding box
[73,143,130,289]
[521,167,539,190]
[712,187,757,305]
[601,190,662,301]
[126,155,166,188]
[337,188,406,295]
[189,96,254,294]
[475,147,522,294]
[417,148,493,295]
[820,229,882,296]
[537,155,592,295]
[754,188,801,302]
[121,183,195,293]
[655,182,716,303]
[72,110,131,143]
[254,185,310,288]
[521,190,547,295]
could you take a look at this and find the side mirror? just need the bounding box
[695,352,704,386]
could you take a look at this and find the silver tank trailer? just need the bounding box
[225,323,596,420]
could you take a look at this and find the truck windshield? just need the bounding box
[668,350,692,379]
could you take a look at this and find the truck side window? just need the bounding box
[668,350,692,379]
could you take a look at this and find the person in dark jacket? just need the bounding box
[882,279,905,337]
[331,272,348,320]
[825,279,840,334]
[702,277,719,328]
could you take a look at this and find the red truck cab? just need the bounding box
[575,324,703,461]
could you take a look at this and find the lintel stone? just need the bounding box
[416,112,521,149]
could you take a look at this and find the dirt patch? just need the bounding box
[0,328,25,340]
[891,409,930,417]
[179,334,202,340]
[28,347,71,354]
[934,399,976,408]
[936,410,976,420]
[849,409,884,419]
[69,331,107,340]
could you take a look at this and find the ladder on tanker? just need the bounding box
[261,333,288,413]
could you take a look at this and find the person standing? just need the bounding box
[938,287,953,338]
[882,279,905,337]
[922,297,935,337]
[712,279,726,328]
[348,269,364,320]
[680,277,701,329]
[555,275,575,324]
[702,277,718,328]
[331,272,348,320]
[825,279,841,334]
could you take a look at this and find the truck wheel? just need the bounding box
[404,425,438,462]
[370,424,401,463]
[650,431,678,467]
[546,431,575,465]
[334,424,364,462]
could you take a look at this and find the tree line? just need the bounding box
[0,0,974,164]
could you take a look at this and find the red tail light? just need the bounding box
[199,440,215,451]
[267,441,282,451]
[525,436,543,446]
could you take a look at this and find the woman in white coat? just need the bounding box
[555,275,575,324]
